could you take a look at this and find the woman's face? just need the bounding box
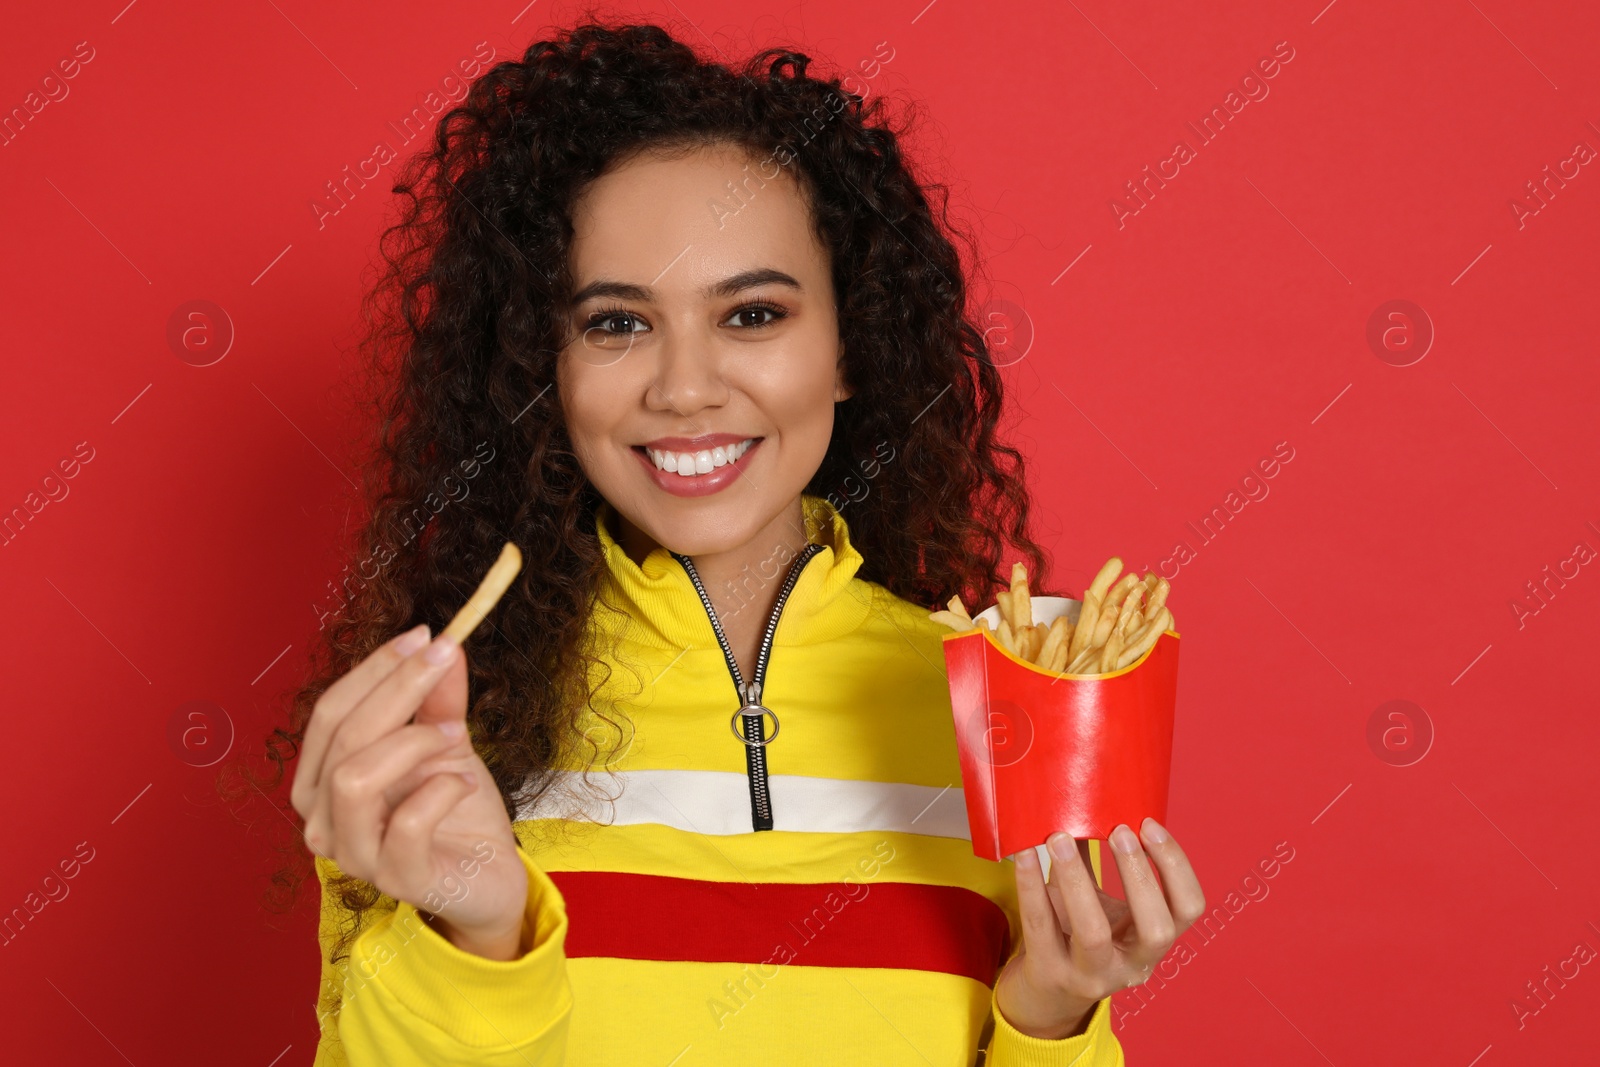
[557,141,851,558]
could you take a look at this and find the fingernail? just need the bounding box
[424,633,459,665]
[436,720,465,738]
[395,625,430,656]
[1141,817,1169,844]
[1047,833,1075,863]
[1012,847,1038,868]
[1111,823,1139,855]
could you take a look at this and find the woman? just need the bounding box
[279,20,1205,1066]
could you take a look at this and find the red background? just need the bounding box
[3,1,1598,1064]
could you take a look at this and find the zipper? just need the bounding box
[672,542,825,831]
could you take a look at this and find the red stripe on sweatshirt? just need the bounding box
[548,870,1011,987]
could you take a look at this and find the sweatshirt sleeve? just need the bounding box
[311,845,573,1067]
[983,839,1126,1066]
[984,991,1124,1066]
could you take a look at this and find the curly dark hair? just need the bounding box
[230,15,1058,984]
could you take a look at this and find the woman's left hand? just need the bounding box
[994,818,1206,1039]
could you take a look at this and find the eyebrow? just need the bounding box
[570,267,804,305]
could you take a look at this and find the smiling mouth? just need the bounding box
[634,438,759,478]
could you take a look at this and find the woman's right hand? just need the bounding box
[290,625,531,960]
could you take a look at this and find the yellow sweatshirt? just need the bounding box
[312,493,1125,1066]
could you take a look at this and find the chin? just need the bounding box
[634,498,766,557]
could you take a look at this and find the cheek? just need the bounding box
[559,361,626,447]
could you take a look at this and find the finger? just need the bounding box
[1106,823,1177,971]
[1138,818,1207,934]
[308,714,473,852]
[381,771,479,903]
[319,633,464,794]
[411,641,470,729]
[320,721,470,878]
[1045,833,1115,975]
[292,624,430,816]
[1012,846,1070,971]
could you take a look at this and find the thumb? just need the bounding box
[412,642,469,728]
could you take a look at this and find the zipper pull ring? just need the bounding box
[731,680,778,746]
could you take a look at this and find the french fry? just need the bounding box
[929,610,972,633]
[1037,615,1071,668]
[1047,639,1070,672]
[1099,626,1124,674]
[996,618,1019,656]
[441,542,524,644]
[996,589,1016,633]
[1091,591,1126,649]
[1087,556,1122,603]
[1009,562,1032,632]
[1068,592,1101,660]
[1115,607,1170,669]
[1066,643,1101,674]
[1144,576,1170,623]
[946,594,974,627]
[1115,585,1146,637]
[1100,573,1141,621]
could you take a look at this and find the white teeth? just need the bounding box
[645,438,755,477]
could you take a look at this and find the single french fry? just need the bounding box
[1023,624,1043,663]
[1091,595,1124,648]
[1038,615,1071,667]
[1099,627,1124,674]
[928,609,972,632]
[1069,593,1101,660]
[1010,562,1032,631]
[1115,585,1146,637]
[1101,573,1140,618]
[1086,556,1122,602]
[946,594,974,627]
[1047,639,1070,672]
[441,542,524,644]
[997,618,1019,656]
[996,589,1016,633]
[1115,607,1169,668]
[1144,576,1170,622]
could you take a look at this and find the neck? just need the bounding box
[616,496,816,629]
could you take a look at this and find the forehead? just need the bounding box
[567,142,825,292]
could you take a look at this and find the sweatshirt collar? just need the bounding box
[590,493,875,650]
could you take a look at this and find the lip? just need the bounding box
[632,437,763,498]
[641,432,752,451]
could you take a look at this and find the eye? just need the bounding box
[584,305,650,337]
[723,301,788,330]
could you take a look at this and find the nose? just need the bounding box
[645,325,729,418]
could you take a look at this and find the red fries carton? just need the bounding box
[940,596,1180,860]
